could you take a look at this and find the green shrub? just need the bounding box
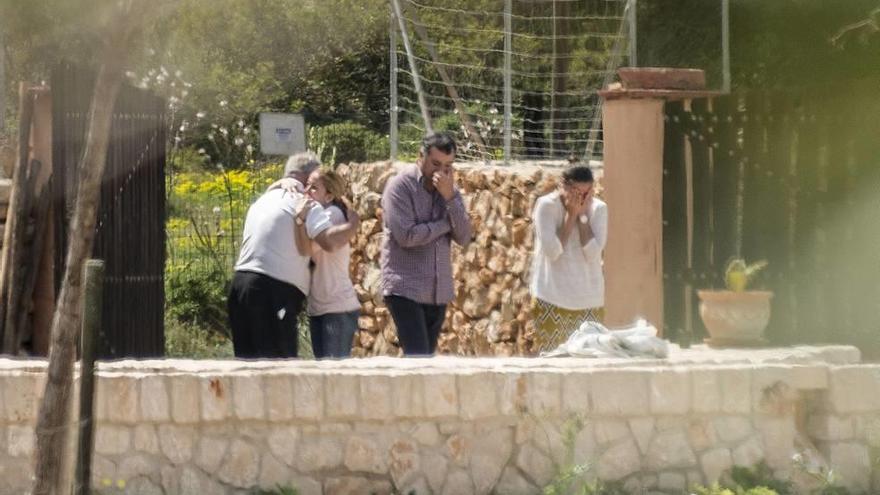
[164,317,234,358]
[308,122,389,165]
[691,484,780,495]
[730,462,793,494]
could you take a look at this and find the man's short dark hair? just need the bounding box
[562,165,594,184]
[420,132,457,157]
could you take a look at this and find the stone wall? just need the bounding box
[340,161,583,357]
[1,346,879,494]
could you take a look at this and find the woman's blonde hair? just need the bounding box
[312,168,347,200]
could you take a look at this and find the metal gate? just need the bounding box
[663,80,880,355]
[51,63,166,358]
[662,80,880,351]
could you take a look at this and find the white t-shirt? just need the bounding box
[529,191,608,310]
[308,205,361,316]
[234,188,332,295]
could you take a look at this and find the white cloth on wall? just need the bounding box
[541,319,669,359]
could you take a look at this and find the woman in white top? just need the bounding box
[301,168,361,358]
[530,165,608,353]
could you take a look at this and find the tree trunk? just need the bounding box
[31,2,151,493]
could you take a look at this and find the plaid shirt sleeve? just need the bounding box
[445,191,472,248]
[383,177,452,248]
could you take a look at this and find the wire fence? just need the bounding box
[390,0,633,163]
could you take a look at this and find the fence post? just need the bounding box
[503,0,512,165]
[75,259,104,495]
[389,5,398,162]
[628,0,638,67]
[721,0,730,93]
[390,0,433,134]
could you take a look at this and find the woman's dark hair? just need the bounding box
[421,132,457,157]
[562,165,594,184]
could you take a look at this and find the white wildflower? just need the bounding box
[219,100,228,108]
[175,70,183,78]
[197,148,206,155]
[124,71,136,78]
[196,111,206,119]
[246,144,254,153]
[212,206,221,215]
[489,107,499,114]
[234,137,244,146]
[219,127,228,136]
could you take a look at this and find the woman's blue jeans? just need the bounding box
[309,310,359,358]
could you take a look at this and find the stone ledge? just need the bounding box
[0,344,858,375]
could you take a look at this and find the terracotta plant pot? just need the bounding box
[697,290,774,346]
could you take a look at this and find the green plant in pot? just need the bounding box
[698,258,773,347]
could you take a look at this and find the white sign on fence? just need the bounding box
[259,113,306,156]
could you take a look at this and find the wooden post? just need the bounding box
[0,84,37,353]
[75,259,103,495]
[29,89,55,356]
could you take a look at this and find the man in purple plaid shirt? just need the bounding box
[380,133,472,355]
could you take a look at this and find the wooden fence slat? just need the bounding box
[50,63,165,358]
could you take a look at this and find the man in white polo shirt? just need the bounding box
[227,152,359,358]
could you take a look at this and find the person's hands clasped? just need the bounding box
[564,187,587,216]
[579,189,594,218]
[433,169,456,201]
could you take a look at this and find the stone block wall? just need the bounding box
[0,349,878,494]
[339,161,578,357]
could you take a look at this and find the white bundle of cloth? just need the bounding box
[540,318,669,359]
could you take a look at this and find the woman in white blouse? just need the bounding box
[530,165,608,353]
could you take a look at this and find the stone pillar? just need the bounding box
[599,70,719,335]
[601,98,666,331]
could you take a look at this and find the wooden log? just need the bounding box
[31,208,54,356]
[2,158,41,354]
[15,177,51,351]
[0,87,35,353]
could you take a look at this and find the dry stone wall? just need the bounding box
[340,161,593,357]
[1,347,878,494]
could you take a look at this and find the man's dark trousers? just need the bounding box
[385,295,446,355]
